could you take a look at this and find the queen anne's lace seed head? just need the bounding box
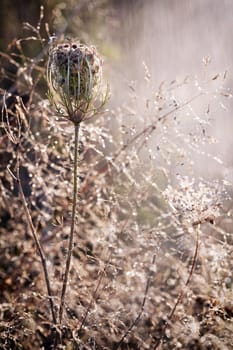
[163,177,222,226]
[47,41,102,123]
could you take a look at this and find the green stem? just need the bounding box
[59,122,80,325]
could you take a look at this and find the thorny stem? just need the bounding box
[153,227,200,349]
[59,122,80,325]
[16,156,57,326]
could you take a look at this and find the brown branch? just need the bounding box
[16,153,57,326]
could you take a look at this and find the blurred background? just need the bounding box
[1,2,233,348]
[1,0,233,81]
[1,0,232,181]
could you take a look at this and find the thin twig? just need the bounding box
[79,251,112,333]
[79,92,203,195]
[113,92,203,161]
[115,254,156,350]
[59,122,80,325]
[16,153,57,325]
[153,227,200,349]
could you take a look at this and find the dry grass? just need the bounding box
[0,3,233,350]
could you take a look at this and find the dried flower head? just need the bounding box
[47,41,103,123]
[163,176,223,226]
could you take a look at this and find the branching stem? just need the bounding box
[115,254,156,350]
[79,251,112,333]
[153,227,200,349]
[16,156,57,325]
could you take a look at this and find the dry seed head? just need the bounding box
[47,41,102,122]
[163,177,222,226]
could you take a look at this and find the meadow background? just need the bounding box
[0,1,233,349]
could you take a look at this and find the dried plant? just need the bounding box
[47,39,107,332]
[0,3,232,350]
[47,41,104,123]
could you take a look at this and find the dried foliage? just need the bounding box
[0,3,233,350]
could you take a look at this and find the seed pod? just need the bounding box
[47,41,102,123]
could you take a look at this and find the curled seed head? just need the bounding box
[47,40,103,121]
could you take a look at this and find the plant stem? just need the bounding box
[59,122,80,325]
[79,251,113,333]
[16,157,57,326]
[153,227,200,349]
[115,254,156,350]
